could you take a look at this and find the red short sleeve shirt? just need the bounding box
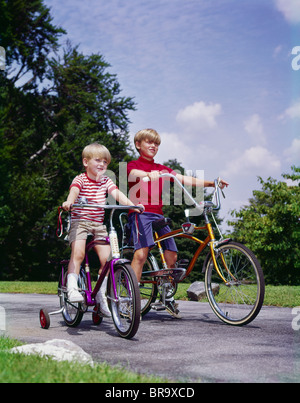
[127,156,176,215]
[70,173,117,223]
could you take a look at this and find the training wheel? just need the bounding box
[40,308,50,329]
[92,305,103,326]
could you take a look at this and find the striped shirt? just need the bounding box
[70,173,118,223]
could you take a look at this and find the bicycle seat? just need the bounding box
[152,217,172,231]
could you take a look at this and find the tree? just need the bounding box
[0,0,65,85]
[228,166,300,285]
[0,2,136,279]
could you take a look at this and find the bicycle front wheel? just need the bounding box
[108,262,141,339]
[121,247,158,317]
[58,268,86,327]
[204,241,265,326]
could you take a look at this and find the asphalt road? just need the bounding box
[0,293,299,383]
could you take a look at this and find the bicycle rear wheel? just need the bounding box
[58,268,87,327]
[204,241,265,326]
[121,247,158,316]
[108,262,141,339]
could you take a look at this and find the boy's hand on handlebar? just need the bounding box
[147,171,160,181]
[133,203,145,213]
[217,178,229,189]
[62,201,73,211]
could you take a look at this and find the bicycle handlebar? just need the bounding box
[143,173,222,212]
[63,203,144,232]
[72,203,144,211]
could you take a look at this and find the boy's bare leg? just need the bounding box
[68,239,86,275]
[131,248,177,281]
[94,244,112,317]
[131,247,149,282]
[67,239,86,302]
[94,244,111,275]
[164,250,177,268]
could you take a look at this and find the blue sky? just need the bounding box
[45,0,300,228]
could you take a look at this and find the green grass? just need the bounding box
[1,281,300,307]
[0,281,57,295]
[0,336,169,383]
[176,282,300,307]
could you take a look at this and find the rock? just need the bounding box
[10,339,93,366]
[187,281,219,301]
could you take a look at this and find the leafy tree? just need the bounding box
[0,2,136,279]
[228,166,300,285]
[0,0,65,84]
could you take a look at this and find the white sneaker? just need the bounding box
[68,288,84,303]
[96,292,111,317]
[67,273,84,303]
[96,276,111,317]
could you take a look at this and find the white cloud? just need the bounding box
[244,114,267,146]
[280,100,300,120]
[221,146,281,178]
[176,101,222,132]
[157,131,219,172]
[275,0,300,24]
[284,138,300,163]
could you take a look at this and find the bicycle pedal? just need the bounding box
[150,302,166,311]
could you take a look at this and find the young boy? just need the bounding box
[63,143,143,317]
[127,129,229,317]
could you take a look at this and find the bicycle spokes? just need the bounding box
[205,242,265,326]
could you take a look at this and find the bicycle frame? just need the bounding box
[61,203,142,306]
[154,225,232,284]
[147,173,230,284]
[44,204,142,327]
[119,174,264,326]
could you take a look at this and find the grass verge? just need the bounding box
[1,281,300,307]
[0,336,168,383]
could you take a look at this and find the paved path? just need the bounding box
[0,293,299,383]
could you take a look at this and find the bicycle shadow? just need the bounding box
[141,309,261,329]
[61,317,142,340]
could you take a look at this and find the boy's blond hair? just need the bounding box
[134,129,161,152]
[82,143,111,164]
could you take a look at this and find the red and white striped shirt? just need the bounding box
[70,173,118,223]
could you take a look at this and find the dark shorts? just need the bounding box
[128,212,178,252]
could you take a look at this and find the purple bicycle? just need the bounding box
[39,203,143,339]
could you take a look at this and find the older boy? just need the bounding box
[63,143,143,317]
[127,129,228,317]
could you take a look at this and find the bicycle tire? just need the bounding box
[204,241,265,326]
[58,268,86,327]
[121,247,158,317]
[107,262,141,339]
[40,308,50,329]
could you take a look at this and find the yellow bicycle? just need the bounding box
[121,174,265,326]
